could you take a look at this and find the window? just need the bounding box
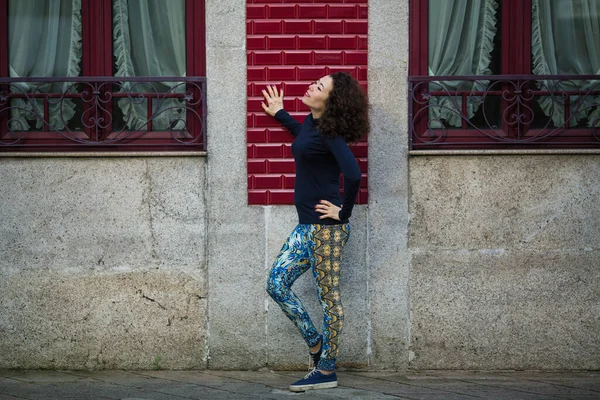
[0,0,206,152]
[409,0,600,149]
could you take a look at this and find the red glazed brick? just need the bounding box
[267,35,297,50]
[247,98,265,112]
[267,66,296,81]
[247,21,253,34]
[328,5,357,19]
[267,159,296,173]
[358,189,368,204]
[268,128,294,143]
[246,128,267,143]
[283,51,313,65]
[283,20,313,34]
[247,113,255,128]
[283,143,293,158]
[253,51,283,65]
[283,0,312,3]
[357,35,367,50]
[358,5,368,19]
[247,144,255,158]
[255,114,284,127]
[298,4,327,19]
[247,5,267,19]
[248,67,267,81]
[267,4,297,18]
[297,36,326,50]
[314,20,343,34]
[314,51,343,65]
[254,174,284,189]
[247,83,254,97]
[248,190,268,205]
[360,174,368,188]
[350,143,368,157]
[283,81,310,96]
[297,66,328,80]
[344,51,368,65]
[248,159,268,174]
[345,0,367,3]
[248,175,254,189]
[269,190,294,204]
[357,158,368,171]
[247,36,267,50]
[283,174,296,189]
[253,20,283,34]
[328,35,358,50]
[247,52,253,66]
[357,66,367,80]
[254,143,284,158]
[329,66,356,77]
[344,20,368,34]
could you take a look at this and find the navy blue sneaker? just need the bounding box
[289,369,338,392]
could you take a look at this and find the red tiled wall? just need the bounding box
[247,0,368,205]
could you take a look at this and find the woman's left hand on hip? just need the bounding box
[315,200,341,221]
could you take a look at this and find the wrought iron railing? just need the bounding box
[409,74,600,150]
[0,76,206,152]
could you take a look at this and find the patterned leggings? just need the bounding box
[266,223,350,372]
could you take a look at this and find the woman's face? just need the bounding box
[302,75,333,113]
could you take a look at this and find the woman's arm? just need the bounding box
[316,136,362,221]
[262,85,302,137]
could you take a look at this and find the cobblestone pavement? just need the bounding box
[1,369,599,399]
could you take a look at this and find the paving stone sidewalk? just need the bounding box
[1,369,599,400]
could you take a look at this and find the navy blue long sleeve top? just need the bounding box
[274,109,362,225]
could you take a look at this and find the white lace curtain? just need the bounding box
[428,0,499,128]
[8,0,82,131]
[112,0,186,131]
[532,0,600,128]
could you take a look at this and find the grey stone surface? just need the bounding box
[409,156,600,370]
[205,0,267,370]
[0,158,207,370]
[409,156,600,250]
[367,0,411,369]
[2,370,598,400]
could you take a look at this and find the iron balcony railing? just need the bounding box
[0,76,206,152]
[409,74,600,150]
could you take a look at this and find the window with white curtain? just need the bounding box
[413,0,600,148]
[3,0,203,147]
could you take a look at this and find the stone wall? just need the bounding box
[409,155,600,369]
[0,158,208,369]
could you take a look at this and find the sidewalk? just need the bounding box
[1,369,599,400]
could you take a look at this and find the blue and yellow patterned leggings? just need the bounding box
[266,223,350,372]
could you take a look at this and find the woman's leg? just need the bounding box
[266,224,321,348]
[311,223,350,372]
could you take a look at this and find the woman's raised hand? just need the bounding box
[261,85,284,117]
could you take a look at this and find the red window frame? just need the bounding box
[0,0,206,152]
[409,0,600,150]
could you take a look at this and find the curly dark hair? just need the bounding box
[317,72,369,143]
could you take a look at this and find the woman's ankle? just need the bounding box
[309,337,322,354]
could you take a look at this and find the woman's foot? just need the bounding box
[289,369,338,392]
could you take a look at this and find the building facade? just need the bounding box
[1,0,599,370]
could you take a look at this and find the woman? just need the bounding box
[262,72,369,392]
